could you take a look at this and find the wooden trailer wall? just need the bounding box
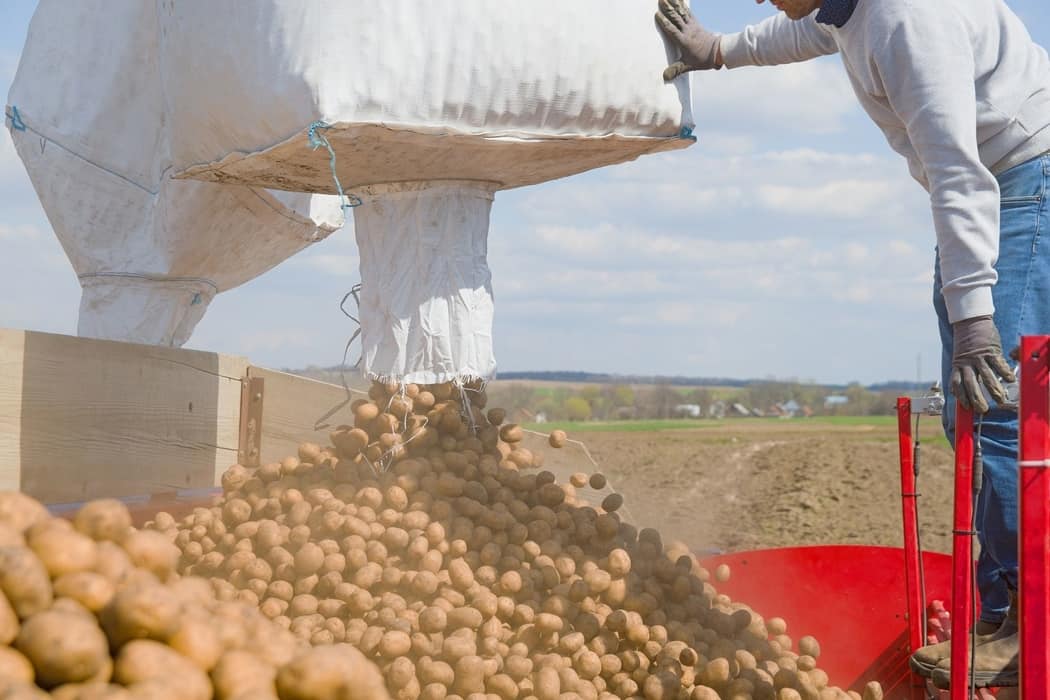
[0,329,357,504]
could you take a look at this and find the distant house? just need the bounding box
[674,404,702,419]
[750,408,765,418]
[775,400,801,418]
[708,401,727,419]
[825,395,850,409]
[731,403,751,417]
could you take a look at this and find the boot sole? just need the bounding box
[908,656,939,679]
[931,669,1019,689]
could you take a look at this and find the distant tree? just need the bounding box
[564,396,593,421]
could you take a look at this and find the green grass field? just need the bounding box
[523,415,899,433]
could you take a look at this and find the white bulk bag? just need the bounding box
[158,1,695,382]
[161,1,694,192]
[6,0,342,347]
[7,0,693,379]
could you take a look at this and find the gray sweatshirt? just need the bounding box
[720,0,1050,323]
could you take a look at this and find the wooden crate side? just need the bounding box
[14,330,247,503]
[249,367,361,465]
[0,330,26,491]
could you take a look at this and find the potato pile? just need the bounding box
[148,381,882,700]
[0,491,389,700]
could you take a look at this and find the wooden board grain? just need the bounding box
[249,366,363,466]
[0,330,25,491]
[1,329,248,503]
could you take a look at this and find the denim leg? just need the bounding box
[935,265,1011,623]
[932,153,1050,622]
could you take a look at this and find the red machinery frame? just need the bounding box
[897,392,977,700]
[1019,335,1050,697]
[900,335,1050,699]
[896,396,930,700]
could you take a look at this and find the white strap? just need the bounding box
[1019,459,1050,468]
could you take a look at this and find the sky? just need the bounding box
[2,2,1049,385]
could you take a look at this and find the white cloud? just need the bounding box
[757,179,902,218]
[691,59,858,135]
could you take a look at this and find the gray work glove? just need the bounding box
[655,0,722,81]
[950,316,1015,414]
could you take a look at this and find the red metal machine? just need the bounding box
[1019,335,1050,697]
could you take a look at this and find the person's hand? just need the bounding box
[950,316,1015,413]
[655,0,722,81]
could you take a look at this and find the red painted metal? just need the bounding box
[896,398,926,700]
[1019,335,1050,697]
[702,545,953,697]
[949,404,975,700]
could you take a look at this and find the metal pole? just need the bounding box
[1019,335,1050,697]
[897,397,926,699]
[949,402,975,700]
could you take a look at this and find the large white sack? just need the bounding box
[161,0,694,192]
[7,0,694,379]
[5,0,343,347]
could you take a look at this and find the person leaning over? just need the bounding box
[656,0,1050,688]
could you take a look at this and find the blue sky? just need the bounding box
[2,1,1048,384]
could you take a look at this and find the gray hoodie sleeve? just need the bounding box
[719,13,838,68]
[873,9,998,323]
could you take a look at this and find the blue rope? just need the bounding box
[307,121,361,213]
[6,105,26,132]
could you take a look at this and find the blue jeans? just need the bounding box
[935,153,1050,624]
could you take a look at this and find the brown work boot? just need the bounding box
[908,618,1000,678]
[928,591,1019,688]
[930,632,1018,688]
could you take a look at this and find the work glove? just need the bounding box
[655,0,722,81]
[950,316,1015,414]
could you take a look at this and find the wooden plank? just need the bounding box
[0,330,26,492]
[8,329,247,503]
[249,367,361,466]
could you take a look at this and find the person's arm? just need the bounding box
[719,13,838,68]
[656,1,836,80]
[875,11,997,324]
[874,8,1012,410]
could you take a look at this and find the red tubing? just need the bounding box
[1019,335,1050,697]
[949,403,975,700]
[897,398,926,699]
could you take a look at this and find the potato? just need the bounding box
[0,590,17,645]
[862,682,884,700]
[588,473,607,490]
[121,531,179,580]
[74,500,133,543]
[100,583,181,647]
[211,650,277,700]
[114,641,210,700]
[0,647,33,684]
[0,681,50,700]
[28,526,99,579]
[0,493,48,534]
[275,645,390,700]
[498,424,523,444]
[0,547,52,618]
[548,430,567,449]
[15,610,109,688]
[167,618,223,671]
[53,572,116,613]
[600,493,624,513]
[798,635,820,659]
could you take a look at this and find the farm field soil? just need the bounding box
[563,419,956,555]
